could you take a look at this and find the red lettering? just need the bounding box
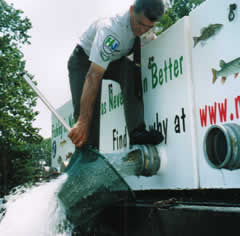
[199,105,208,127]
[235,96,240,119]
[218,98,227,122]
[199,97,239,128]
[208,102,217,125]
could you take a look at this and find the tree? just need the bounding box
[10,138,52,186]
[156,0,205,35]
[0,0,42,195]
[25,138,52,168]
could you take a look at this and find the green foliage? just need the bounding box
[0,0,41,147]
[0,0,44,195]
[11,138,52,186]
[26,138,52,167]
[0,138,52,196]
[156,0,205,35]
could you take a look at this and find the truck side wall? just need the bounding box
[51,0,240,190]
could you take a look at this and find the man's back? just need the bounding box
[78,10,136,69]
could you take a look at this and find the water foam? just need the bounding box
[0,174,73,236]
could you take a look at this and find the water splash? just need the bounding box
[0,174,73,236]
[104,146,143,177]
[0,147,143,234]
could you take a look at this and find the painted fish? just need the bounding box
[60,139,67,146]
[212,57,240,84]
[193,24,223,48]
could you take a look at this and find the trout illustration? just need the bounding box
[60,139,67,146]
[212,57,240,84]
[193,24,223,48]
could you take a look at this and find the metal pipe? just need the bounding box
[22,74,71,132]
[120,145,161,177]
[203,123,240,170]
[139,144,160,176]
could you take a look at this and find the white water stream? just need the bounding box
[0,148,142,235]
[0,174,73,236]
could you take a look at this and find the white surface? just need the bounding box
[51,101,74,171]
[52,0,240,190]
[190,0,240,188]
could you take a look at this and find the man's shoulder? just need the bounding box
[94,19,122,46]
[96,10,129,36]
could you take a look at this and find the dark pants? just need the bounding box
[67,45,145,149]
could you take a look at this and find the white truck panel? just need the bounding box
[52,0,240,190]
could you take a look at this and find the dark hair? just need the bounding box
[133,0,165,22]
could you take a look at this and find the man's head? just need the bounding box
[130,0,164,36]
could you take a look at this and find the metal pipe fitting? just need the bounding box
[203,123,240,170]
[124,145,161,177]
[138,144,160,176]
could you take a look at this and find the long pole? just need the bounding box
[23,74,71,132]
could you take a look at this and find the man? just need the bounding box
[68,0,165,150]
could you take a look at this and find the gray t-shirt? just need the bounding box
[78,10,136,69]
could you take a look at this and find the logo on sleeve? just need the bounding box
[103,35,120,55]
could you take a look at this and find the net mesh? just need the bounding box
[58,147,135,226]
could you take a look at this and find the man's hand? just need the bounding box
[68,117,89,148]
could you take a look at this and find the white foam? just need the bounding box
[0,174,73,236]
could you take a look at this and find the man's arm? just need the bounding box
[68,62,105,148]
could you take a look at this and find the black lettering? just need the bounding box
[174,108,186,133]
[174,115,181,133]
[119,135,122,149]
[181,108,186,132]
[113,129,117,150]
[112,127,127,151]
[153,113,168,144]
[152,63,158,89]
[163,118,168,144]
[153,113,162,133]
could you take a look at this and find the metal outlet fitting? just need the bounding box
[203,123,240,170]
[134,144,161,176]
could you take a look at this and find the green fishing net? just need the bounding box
[58,147,135,227]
